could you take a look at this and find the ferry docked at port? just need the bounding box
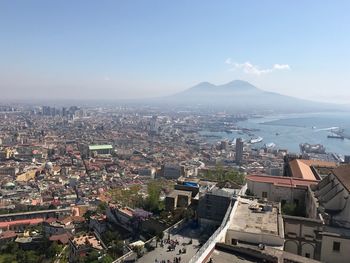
[249,136,263,144]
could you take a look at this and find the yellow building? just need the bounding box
[16,170,36,182]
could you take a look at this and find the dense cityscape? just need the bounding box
[0,104,348,263]
[2,1,350,263]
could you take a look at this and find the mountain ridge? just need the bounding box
[160,80,344,112]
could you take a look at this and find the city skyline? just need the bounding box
[1,1,350,103]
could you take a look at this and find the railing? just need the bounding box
[112,249,134,263]
[188,200,234,263]
[188,185,246,263]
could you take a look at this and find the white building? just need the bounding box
[225,197,284,248]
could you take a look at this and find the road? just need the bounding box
[54,245,68,263]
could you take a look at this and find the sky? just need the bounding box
[0,1,350,103]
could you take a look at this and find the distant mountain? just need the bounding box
[158,80,343,112]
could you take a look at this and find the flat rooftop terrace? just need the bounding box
[229,198,281,236]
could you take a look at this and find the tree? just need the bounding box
[84,250,100,262]
[200,166,245,185]
[47,242,61,258]
[97,202,108,214]
[109,240,124,258]
[48,203,57,210]
[183,207,194,221]
[102,230,121,246]
[83,209,97,222]
[0,254,17,263]
[100,255,113,263]
[133,246,143,258]
[145,181,164,213]
[2,241,18,254]
[282,203,297,215]
[23,251,40,263]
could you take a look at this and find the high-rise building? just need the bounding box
[220,140,229,151]
[344,155,350,163]
[149,115,159,135]
[42,106,51,116]
[235,138,244,164]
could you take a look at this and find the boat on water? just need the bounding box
[265,142,276,148]
[249,136,263,144]
[327,134,344,140]
[201,134,221,138]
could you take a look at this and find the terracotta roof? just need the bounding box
[288,159,336,181]
[332,165,350,192]
[45,217,57,224]
[247,174,318,188]
[60,216,85,225]
[72,234,104,250]
[118,207,134,217]
[0,230,17,239]
[49,232,73,244]
[299,159,337,168]
[0,218,44,229]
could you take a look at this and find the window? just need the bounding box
[231,239,238,245]
[333,241,340,252]
[262,192,268,198]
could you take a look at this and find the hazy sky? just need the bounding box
[1,1,350,103]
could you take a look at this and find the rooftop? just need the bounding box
[332,164,350,192]
[229,198,282,237]
[289,159,337,181]
[289,159,316,180]
[0,230,17,239]
[88,145,113,151]
[72,234,104,250]
[117,206,134,217]
[246,174,318,188]
[0,218,44,229]
[167,189,192,198]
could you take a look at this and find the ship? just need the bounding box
[249,136,263,144]
[327,134,344,139]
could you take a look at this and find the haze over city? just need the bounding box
[2,2,350,263]
[1,1,350,103]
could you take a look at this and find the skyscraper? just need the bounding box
[235,138,244,164]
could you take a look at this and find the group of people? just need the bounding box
[154,257,181,263]
[178,247,186,254]
[162,238,180,251]
[154,237,191,263]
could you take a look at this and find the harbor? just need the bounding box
[199,112,350,155]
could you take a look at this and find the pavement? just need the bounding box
[136,224,203,263]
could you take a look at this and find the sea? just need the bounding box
[201,111,350,156]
